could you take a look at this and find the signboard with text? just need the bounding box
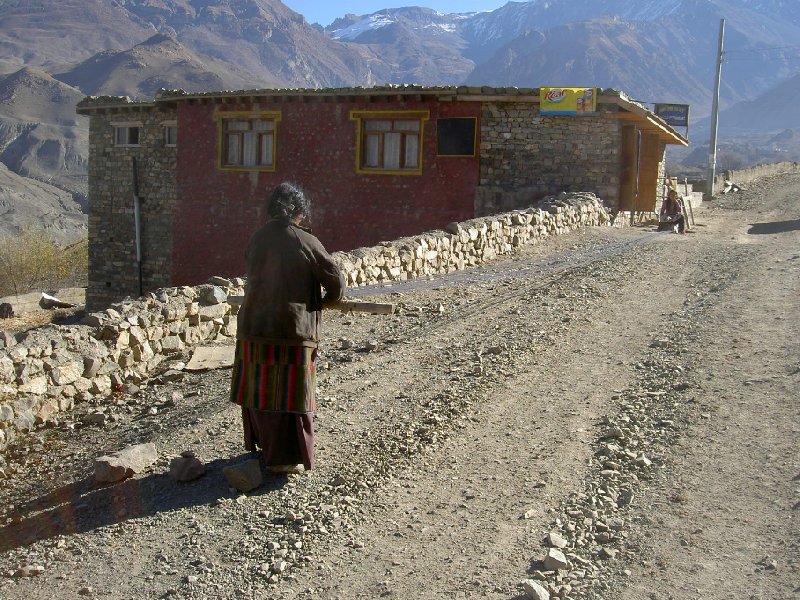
[540,87,598,115]
[654,103,690,128]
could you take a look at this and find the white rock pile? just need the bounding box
[335,193,613,288]
[0,280,243,452]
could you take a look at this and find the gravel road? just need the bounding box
[1,174,798,600]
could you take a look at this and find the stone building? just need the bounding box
[77,85,687,309]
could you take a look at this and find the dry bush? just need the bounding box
[0,230,88,297]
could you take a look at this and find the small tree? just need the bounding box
[56,238,89,289]
[0,230,88,297]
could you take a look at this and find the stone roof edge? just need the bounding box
[76,96,157,114]
[74,85,688,144]
[75,84,590,111]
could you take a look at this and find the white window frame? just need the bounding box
[162,120,177,147]
[112,121,143,147]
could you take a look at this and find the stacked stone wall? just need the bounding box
[87,108,177,310]
[336,193,613,287]
[476,103,624,215]
[0,194,613,453]
[688,161,800,195]
[714,161,800,190]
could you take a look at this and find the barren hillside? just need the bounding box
[54,34,253,100]
[0,68,88,204]
[0,163,87,244]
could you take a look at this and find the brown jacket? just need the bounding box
[660,195,683,219]
[238,219,345,344]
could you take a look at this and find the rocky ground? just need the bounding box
[0,174,798,600]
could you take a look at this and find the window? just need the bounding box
[113,123,142,147]
[163,121,177,147]
[437,117,477,156]
[351,111,429,175]
[219,112,280,171]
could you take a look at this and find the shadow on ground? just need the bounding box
[747,219,800,235]
[0,454,285,553]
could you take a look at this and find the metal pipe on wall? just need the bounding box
[132,157,143,297]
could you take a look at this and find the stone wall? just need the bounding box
[0,194,613,453]
[476,103,623,215]
[688,161,800,195]
[0,281,243,453]
[715,161,800,190]
[87,107,177,310]
[335,193,613,287]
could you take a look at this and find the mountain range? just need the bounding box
[1,0,799,239]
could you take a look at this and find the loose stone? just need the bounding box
[271,560,288,574]
[522,579,551,600]
[222,459,263,492]
[543,548,569,571]
[169,455,206,482]
[546,532,568,549]
[94,443,158,483]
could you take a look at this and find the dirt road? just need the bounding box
[1,174,798,600]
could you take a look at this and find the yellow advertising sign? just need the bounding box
[540,87,598,115]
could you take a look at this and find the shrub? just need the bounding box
[0,230,88,298]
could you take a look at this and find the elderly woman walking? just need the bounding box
[230,182,345,473]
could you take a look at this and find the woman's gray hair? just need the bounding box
[267,182,311,222]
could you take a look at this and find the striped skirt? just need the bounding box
[229,339,317,413]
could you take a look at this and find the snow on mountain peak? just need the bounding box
[330,14,396,40]
[329,7,479,41]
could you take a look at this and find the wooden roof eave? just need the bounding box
[603,96,688,146]
[645,114,689,146]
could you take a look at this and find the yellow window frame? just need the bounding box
[217,111,282,172]
[350,110,430,175]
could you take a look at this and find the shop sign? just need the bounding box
[540,87,598,115]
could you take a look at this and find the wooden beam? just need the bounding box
[454,95,538,102]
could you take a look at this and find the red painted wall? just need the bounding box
[173,98,480,286]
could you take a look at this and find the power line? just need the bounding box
[724,44,800,55]
[723,55,800,62]
[723,44,800,62]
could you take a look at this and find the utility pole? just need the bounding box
[707,18,725,198]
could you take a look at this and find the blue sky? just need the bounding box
[282,1,507,26]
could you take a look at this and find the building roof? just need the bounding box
[76,85,688,146]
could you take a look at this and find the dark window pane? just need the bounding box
[437,118,475,156]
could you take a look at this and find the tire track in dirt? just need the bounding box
[611,175,800,600]
[278,234,714,599]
